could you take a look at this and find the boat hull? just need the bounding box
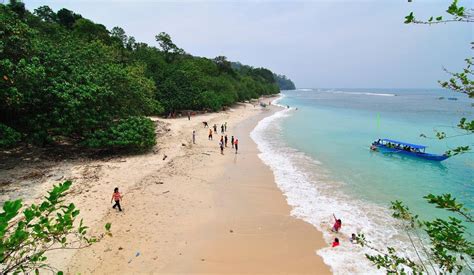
[373,145,449,161]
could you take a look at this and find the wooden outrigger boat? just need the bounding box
[370,138,449,162]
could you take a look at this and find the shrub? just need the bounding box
[83,116,156,151]
[198,91,222,111]
[0,181,111,274]
[0,123,21,148]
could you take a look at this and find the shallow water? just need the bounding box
[251,88,473,274]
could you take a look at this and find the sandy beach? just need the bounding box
[1,97,330,274]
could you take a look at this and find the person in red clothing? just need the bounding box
[332,214,342,232]
[332,238,340,247]
[111,187,123,211]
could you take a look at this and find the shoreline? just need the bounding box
[1,96,330,273]
[158,103,330,273]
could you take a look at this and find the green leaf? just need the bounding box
[404,12,414,24]
[105,222,111,231]
[447,0,459,14]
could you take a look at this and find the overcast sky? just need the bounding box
[22,0,472,88]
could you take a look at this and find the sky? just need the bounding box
[22,0,473,89]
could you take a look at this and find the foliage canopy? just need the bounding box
[0,181,111,274]
[0,2,290,150]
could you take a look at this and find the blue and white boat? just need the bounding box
[370,138,449,161]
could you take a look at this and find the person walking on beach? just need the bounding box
[213,124,217,133]
[203,121,208,128]
[221,124,224,134]
[192,130,196,144]
[224,135,228,147]
[231,136,234,149]
[219,140,224,155]
[224,122,227,132]
[332,214,342,232]
[111,187,123,212]
[208,129,213,140]
[234,138,239,154]
[187,111,191,120]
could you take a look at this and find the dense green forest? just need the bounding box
[231,62,295,90]
[0,1,292,151]
[274,74,296,90]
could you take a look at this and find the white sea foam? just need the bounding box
[271,93,286,108]
[250,108,419,274]
[321,90,396,97]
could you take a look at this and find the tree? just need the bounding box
[358,1,474,273]
[251,67,276,84]
[73,18,110,42]
[439,57,473,98]
[83,116,157,151]
[404,0,473,24]
[1,3,160,149]
[0,2,284,149]
[213,56,235,76]
[358,195,473,274]
[126,36,136,50]
[7,0,25,18]
[0,123,21,148]
[407,0,473,156]
[110,26,127,47]
[33,5,57,23]
[274,73,296,90]
[0,181,111,274]
[57,8,81,29]
[155,32,184,62]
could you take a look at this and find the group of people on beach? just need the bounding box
[202,121,239,154]
[330,214,358,248]
[111,120,240,212]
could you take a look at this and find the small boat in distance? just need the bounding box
[370,138,449,161]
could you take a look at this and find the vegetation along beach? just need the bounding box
[1,0,472,274]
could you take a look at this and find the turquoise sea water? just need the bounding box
[251,88,472,274]
[281,88,473,215]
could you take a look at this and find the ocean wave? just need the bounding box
[250,109,417,274]
[271,93,285,108]
[321,90,396,97]
[297,88,313,92]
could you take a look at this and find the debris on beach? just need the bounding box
[128,251,141,264]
